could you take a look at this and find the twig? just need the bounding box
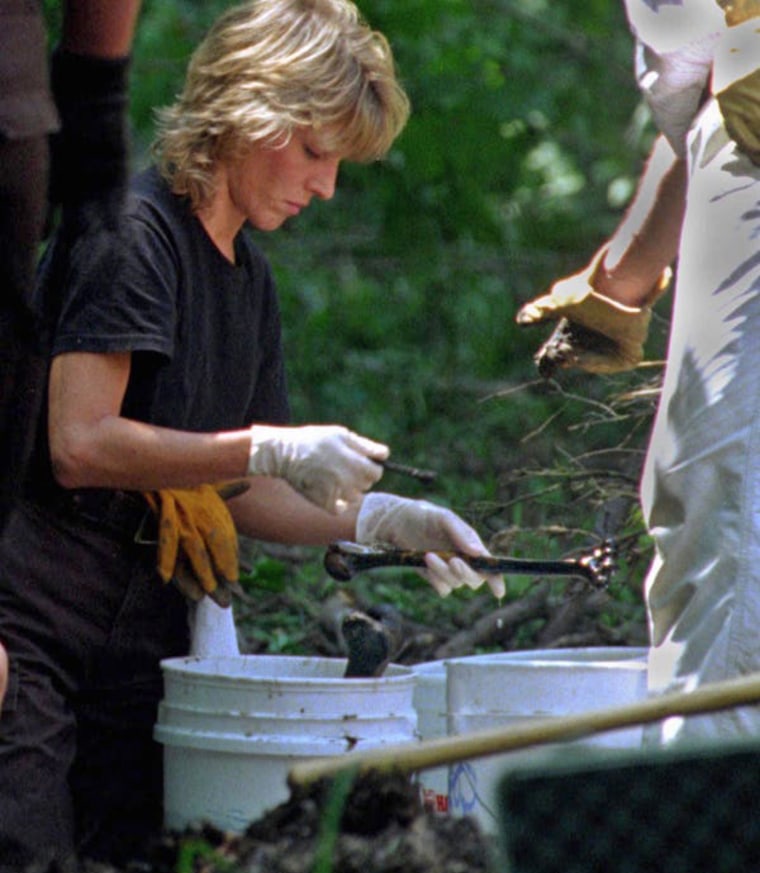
[433,583,550,659]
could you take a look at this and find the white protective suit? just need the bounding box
[626,0,760,741]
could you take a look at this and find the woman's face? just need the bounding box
[224,128,343,232]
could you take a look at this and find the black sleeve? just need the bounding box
[44,213,178,359]
[48,47,130,220]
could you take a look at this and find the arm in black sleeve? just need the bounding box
[48,47,131,225]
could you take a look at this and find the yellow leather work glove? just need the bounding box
[717,68,760,164]
[143,482,247,608]
[716,0,759,27]
[713,15,760,166]
[515,248,671,376]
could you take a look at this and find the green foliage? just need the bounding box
[240,557,289,593]
[129,0,233,155]
[176,837,239,873]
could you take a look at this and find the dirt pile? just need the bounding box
[54,771,498,873]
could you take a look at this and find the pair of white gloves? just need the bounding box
[248,423,504,599]
[191,423,503,657]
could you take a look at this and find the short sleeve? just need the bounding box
[45,215,179,359]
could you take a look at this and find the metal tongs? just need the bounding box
[324,539,616,589]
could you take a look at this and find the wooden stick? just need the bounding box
[288,672,760,788]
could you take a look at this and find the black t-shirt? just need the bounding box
[47,166,290,433]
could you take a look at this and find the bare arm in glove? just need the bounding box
[46,349,383,609]
[49,351,387,515]
[48,350,503,600]
[227,485,506,599]
[516,135,687,375]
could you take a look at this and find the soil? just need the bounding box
[128,773,496,873]
[60,772,499,873]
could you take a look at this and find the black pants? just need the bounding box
[0,499,191,867]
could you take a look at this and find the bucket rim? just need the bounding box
[444,646,648,671]
[159,654,415,687]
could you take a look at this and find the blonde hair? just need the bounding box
[153,0,410,208]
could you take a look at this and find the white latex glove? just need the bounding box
[189,598,240,657]
[356,492,505,599]
[248,424,388,514]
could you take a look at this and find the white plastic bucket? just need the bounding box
[446,647,648,833]
[411,660,449,814]
[154,654,418,831]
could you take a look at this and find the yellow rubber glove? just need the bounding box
[143,482,245,607]
[515,248,671,375]
[713,15,760,165]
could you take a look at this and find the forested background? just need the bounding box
[45,0,670,654]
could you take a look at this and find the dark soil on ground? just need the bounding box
[50,771,499,873]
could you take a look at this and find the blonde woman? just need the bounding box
[0,0,504,865]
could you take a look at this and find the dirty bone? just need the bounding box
[324,539,616,589]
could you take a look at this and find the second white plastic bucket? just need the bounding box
[154,654,417,832]
[446,647,648,833]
